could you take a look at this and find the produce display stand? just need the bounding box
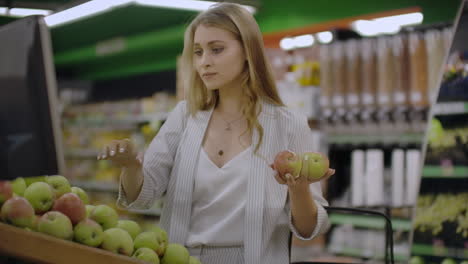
[0,222,141,264]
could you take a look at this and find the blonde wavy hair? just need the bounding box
[180,2,284,154]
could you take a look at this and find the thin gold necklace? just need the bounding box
[215,114,244,156]
[218,113,244,132]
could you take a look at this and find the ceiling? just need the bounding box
[0,0,463,81]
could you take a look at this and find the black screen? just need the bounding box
[0,16,64,180]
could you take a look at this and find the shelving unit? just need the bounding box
[433,101,468,115]
[329,213,412,231]
[411,244,468,259]
[422,165,468,178]
[328,133,423,145]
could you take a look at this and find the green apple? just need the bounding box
[52,193,86,225]
[37,211,74,240]
[189,256,202,264]
[273,150,303,179]
[134,231,165,255]
[86,205,95,218]
[146,226,168,256]
[46,175,71,198]
[90,204,118,230]
[101,228,134,256]
[10,177,27,197]
[0,181,13,205]
[132,248,160,264]
[117,220,141,240]
[24,176,46,186]
[161,243,190,264]
[300,152,330,180]
[74,219,104,247]
[24,182,55,214]
[0,197,36,228]
[71,186,89,204]
[441,258,457,264]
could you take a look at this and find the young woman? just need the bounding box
[98,3,334,264]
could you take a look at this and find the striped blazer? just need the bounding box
[118,100,330,264]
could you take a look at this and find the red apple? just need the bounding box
[0,197,36,228]
[273,150,303,179]
[52,193,86,225]
[0,181,13,205]
[300,152,330,180]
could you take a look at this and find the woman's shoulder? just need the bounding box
[266,102,308,124]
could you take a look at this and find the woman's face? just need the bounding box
[193,24,246,91]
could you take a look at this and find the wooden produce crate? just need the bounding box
[0,222,141,264]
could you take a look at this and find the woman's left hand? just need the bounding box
[270,165,335,190]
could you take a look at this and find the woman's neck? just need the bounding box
[216,85,244,116]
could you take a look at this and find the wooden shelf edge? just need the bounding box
[0,222,140,264]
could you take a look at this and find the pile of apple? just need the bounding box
[0,176,201,264]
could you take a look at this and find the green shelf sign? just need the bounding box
[422,166,468,178]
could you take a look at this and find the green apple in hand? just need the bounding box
[0,181,13,205]
[300,152,330,180]
[24,182,55,214]
[273,150,302,179]
[37,211,74,240]
[132,248,160,264]
[161,243,190,264]
[1,197,36,228]
[90,204,118,230]
[74,218,104,247]
[11,177,27,197]
[117,220,141,240]
[71,186,89,204]
[46,175,71,198]
[101,228,134,256]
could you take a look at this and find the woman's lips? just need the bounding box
[202,72,217,79]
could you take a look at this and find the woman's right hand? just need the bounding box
[97,139,142,168]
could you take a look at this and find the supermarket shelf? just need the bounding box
[433,102,468,115]
[411,243,468,259]
[328,133,423,145]
[64,113,168,128]
[329,213,412,231]
[422,166,468,178]
[0,222,141,264]
[66,149,99,159]
[329,245,408,262]
[71,180,119,193]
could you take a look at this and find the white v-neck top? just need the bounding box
[186,146,251,247]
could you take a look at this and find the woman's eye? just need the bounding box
[212,47,224,54]
[194,50,202,56]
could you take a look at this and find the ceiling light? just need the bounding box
[351,12,423,37]
[317,31,333,44]
[294,34,314,48]
[0,7,51,16]
[279,37,295,50]
[45,0,256,28]
[44,0,129,27]
[136,0,256,13]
